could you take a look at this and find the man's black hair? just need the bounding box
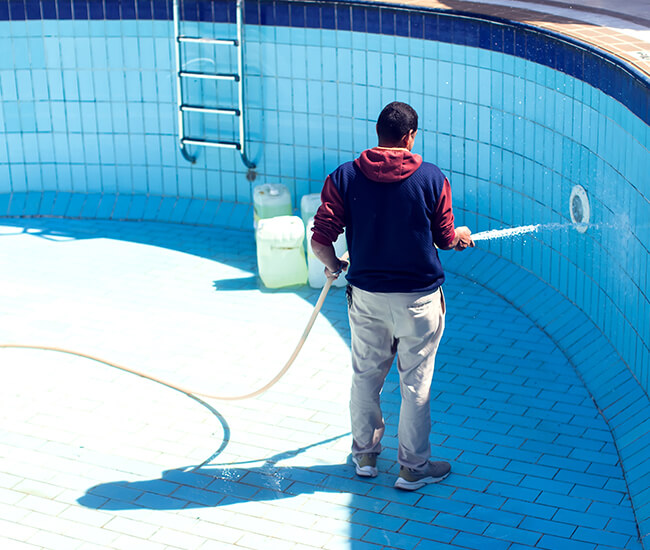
[376,102,418,144]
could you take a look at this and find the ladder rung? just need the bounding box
[180,71,239,82]
[182,138,241,150]
[178,36,238,46]
[181,105,240,116]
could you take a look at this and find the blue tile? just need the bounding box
[350,5,365,33]
[467,504,523,527]
[537,535,596,550]
[9,0,26,20]
[152,0,168,20]
[56,0,72,19]
[452,532,509,550]
[50,191,71,216]
[521,516,575,538]
[569,485,625,505]
[380,8,394,35]
[134,491,189,509]
[7,191,27,215]
[472,467,523,486]
[502,498,556,520]
[95,193,116,219]
[79,193,101,218]
[304,3,319,29]
[352,509,404,531]
[87,0,104,19]
[400,520,456,543]
[488,482,541,503]
[366,8,379,34]
[227,203,250,229]
[0,190,11,215]
[89,482,142,503]
[485,523,541,546]
[109,194,129,220]
[568,448,620,467]
[36,191,56,215]
[572,526,630,548]
[321,5,334,30]
[363,528,419,550]
[63,192,86,217]
[434,512,489,535]
[25,0,41,19]
[212,201,234,227]
[136,0,152,19]
[418,495,472,516]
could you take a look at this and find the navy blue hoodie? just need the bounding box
[312,148,457,293]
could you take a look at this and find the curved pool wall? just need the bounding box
[1,0,649,536]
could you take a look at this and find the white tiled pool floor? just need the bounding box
[0,219,642,550]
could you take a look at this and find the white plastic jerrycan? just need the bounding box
[253,184,292,226]
[306,217,348,289]
[300,193,322,226]
[256,216,308,289]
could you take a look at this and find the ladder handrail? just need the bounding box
[236,0,255,169]
[173,0,194,163]
[173,0,255,169]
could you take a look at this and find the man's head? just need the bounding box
[376,102,418,150]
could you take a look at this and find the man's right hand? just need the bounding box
[454,226,474,251]
[325,259,349,280]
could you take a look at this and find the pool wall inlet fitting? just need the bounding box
[570,185,590,233]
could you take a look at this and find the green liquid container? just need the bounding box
[256,216,308,288]
[253,184,292,225]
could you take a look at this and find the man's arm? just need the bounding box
[311,176,348,279]
[432,178,474,251]
[310,238,348,279]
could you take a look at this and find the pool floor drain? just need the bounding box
[570,185,590,233]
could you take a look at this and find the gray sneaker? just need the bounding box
[394,461,451,490]
[352,454,378,477]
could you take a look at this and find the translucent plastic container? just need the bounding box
[256,216,308,288]
[253,184,292,225]
[306,217,348,289]
[300,193,322,226]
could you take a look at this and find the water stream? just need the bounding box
[472,222,583,241]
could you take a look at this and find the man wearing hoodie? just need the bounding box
[311,101,474,491]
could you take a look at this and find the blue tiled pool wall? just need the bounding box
[0,2,648,393]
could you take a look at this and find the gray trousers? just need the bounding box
[347,284,446,471]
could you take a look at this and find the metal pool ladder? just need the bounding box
[173,0,255,169]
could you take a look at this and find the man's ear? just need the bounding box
[400,129,417,148]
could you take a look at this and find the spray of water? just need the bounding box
[472,224,540,241]
[472,222,581,242]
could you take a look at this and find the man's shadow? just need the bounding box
[77,434,392,512]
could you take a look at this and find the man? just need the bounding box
[311,102,474,491]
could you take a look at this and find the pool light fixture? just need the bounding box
[570,185,590,233]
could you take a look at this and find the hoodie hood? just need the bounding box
[354,147,423,183]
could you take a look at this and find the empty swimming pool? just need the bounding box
[0,1,648,549]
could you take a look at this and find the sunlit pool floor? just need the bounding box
[0,219,642,550]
